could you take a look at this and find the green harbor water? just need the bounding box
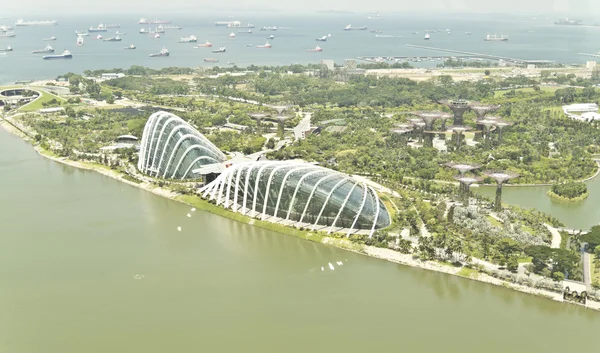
[1,126,599,353]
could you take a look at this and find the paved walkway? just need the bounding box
[545,223,562,249]
[582,244,592,291]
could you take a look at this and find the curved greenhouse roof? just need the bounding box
[138,111,226,179]
[200,161,391,236]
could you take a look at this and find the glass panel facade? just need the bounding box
[138,111,226,179]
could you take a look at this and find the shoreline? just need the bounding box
[2,121,599,312]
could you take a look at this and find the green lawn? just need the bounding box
[494,86,559,97]
[18,89,67,112]
[457,267,479,279]
[487,215,503,227]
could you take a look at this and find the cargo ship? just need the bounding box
[212,46,226,53]
[178,35,197,43]
[15,19,57,26]
[32,45,54,53]
[149,47,169,57]
[256,42,271,48]
[43,49,72,60]
[554,18,582,26]
[158,25,182,30]
[227,21,255,28]
[484,34,508,41]
[103,35,122,42]
[88,23,107,32]
[344,24,367,31]
[193,41,213,48]
[139,18,171,24]
[105,24,120,28]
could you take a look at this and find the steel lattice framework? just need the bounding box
[138,111,226,179]
[199,161,391,237]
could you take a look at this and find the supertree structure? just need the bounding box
[276,115,291,138]
[411,111,451,147]
[447,125,473,151]
[439,99,470,125]
[390,124,413,146]
[408,118,426,144]
[249,112,269,131]
[453,175,483,205]
[444,162,481,201]
[492,119,512,144]
[470,103,500,140]
[483,170,519,211]
[270,105,291,117]
[477,118,497,149]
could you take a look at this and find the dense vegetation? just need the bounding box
[549,181,588,201]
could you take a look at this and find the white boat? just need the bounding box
[229,32,236,38]
[0,32,15,38]
[158,24,182,30]
[96,34,103,40]
[0,45,12,51]
[149,47,169,57]
[316,36,327,41]
[32,44,54,53]
[115,31,127,35]
[212,46,226,53]
[124,44,136,50]
[268,35,275,39]
[307,45,322,52]
[178,35,197,43]
[484,34,508,41]
[103,35,122,42]
[238,29,252,34]
[153,33,161,39]
[15,19,57,26]
[139,18,171,24]
[43,36,57,41]
[344,24,367,31]
[0,25,14,31]
[88,23,107,32]
[75,31,89,36]
[76,36,83,46]
[424,33,431,40]
[256,42,271,48]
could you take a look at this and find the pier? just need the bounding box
[358,55,473,63]
[579,52,600,58]
[404,44,554,65]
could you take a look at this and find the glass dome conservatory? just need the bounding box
[138,111,226,179]
[200,161,391,236]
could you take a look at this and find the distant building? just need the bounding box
[38,107,64,114]
[101,73,125,80]
[321,59,335,71]
[563,103,600,121]
[586,61,597,70]
[343,59,357,70]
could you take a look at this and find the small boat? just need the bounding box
[0,25,14,31]
[153,33,161,39]
[103,35,122,42]
[256,42,271,48]
[115,31,127,35]
[32,44,54,53]
[43,36,57,41]
[124,44,136,50]
[0,32,16,38]
[238,29,252,33]
[149,47,169,57]
[76,36,83,46]
[178,35,197,43]
[88,23,107,32]
[75,31,89,36]
[316,36,327,41]
[139,28,147,34]
[43,49,72,60]
[227,61,235,65]
[484,34,508,41]
[327,33,332,37]
[424,33,430,40]
[268,35,275,39]
[229,32,236,38]
[344,24,367,31]
[204,58,218,63]
[307,45,322,52]
[96,34,103,40]
[212,46,226,53]
[246,44,253,47]
[0,46,12,52]
[465,32,472,35]
[193,40,212,48]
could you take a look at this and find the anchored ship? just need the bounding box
[32,45,54,53]
[43,49,72,60]
[103,35,122,42]
[256,42,271,48]
[0,25,14,31]
[204,58,219,62]
[149,47,169,57]
[0,32,15,38]
[76,36,84,46]
[227,21,254,28]
[124,44,136,50]
[139,18,171,24]
[424,33,430,40]
[115,31,127,35]
[212,46,226,53]
[0,46,12,51]
[554,18,582,26]
[229,32,236,38]
[193,41,213,48]
[15,19,57,26]
[43,36,57,41]
[316,35,327,41]
[75,31,89,36]
[344,24,367,30]
[158,25,182,30]
[178,35,197,43]
[88,23,107,32]
[484,34,508,41]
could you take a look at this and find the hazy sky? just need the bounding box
[2,0,600,15]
